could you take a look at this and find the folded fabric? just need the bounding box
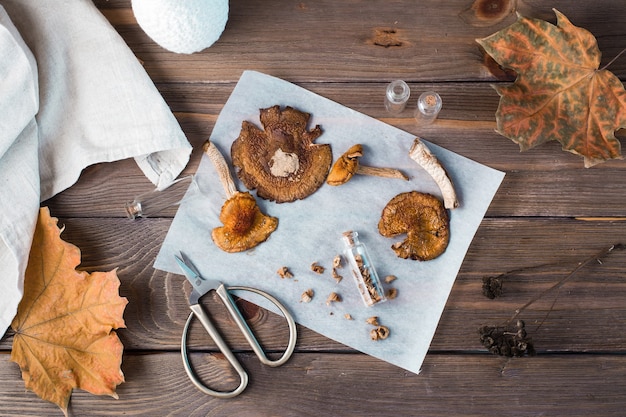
[0,0,192,337]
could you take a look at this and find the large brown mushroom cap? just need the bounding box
[231,105,332,203]
[211,191,278,253]
[378,191,449,261]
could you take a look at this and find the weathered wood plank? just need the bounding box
[42,158,626,219]
[93,0,626,83]
[3,218,624,353]
[33,77,624,219]
[2,351,626,416]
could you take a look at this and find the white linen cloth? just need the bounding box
[0,0,192,337]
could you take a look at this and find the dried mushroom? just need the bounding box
[310,262,325,274]
[384,275,397,284]
[408,138,458,209]
[370,326,390,341]
[327,144,408,186]
[366,316,380,326]
[204,140,278,253]
[231,105,332,203]
[331,268,343,283]
[301,289,314,303]
[378,191,449,261]
[277,266,293,279]
[326,292,342,305]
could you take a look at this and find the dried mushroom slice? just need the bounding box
[378,191,449,261]
[231,105,332,203]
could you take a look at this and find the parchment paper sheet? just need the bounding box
[155,71,505,374]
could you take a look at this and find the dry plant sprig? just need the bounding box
[480,243,624,357]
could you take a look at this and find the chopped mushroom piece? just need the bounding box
[366,316,380,326]
[301,289,314,303]
[408,138,458,209]
[331,268,343,283]
[384,275,397,284]
[378,191,449,261]
[326,292,342,305]
[231,105,332,203]
[327,144,408,186]
[204,140,278,253]
[310,262,325,274]
[370,325,390,341]
[277,266,294,279]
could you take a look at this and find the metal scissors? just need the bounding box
[175,252,297,398]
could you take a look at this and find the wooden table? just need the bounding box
[2,0,626,415]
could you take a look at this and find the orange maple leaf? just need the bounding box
[477,9,626,167]
[10,207,128,416]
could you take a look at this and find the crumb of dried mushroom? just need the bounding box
[301,289,314,303]
[370,325,390,341]
[331,268,343,283]
[277,266,293,279]
[326,292,342,305]
[366,316,379,326]
[384,275,397,284]
[333,255,343,268]
[311,262,325,274]
[386,288,398,299]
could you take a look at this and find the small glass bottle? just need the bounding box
[125,175,195,219]
[384,80,410,114]
[342,231,386,307]
[414,91,442,126]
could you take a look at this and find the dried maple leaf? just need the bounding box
[10,207,128,416]
[477,9,626,167]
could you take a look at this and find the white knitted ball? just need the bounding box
[132,0,229,54]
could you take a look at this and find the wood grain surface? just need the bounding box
[1,0,625,415]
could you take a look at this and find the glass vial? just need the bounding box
[125,175,194,219]
[384,80,410,114]
[342,231,386,307]
[414,91,442,125]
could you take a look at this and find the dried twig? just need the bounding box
[480,243,624,357]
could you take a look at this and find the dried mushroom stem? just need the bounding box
[408,138,458,209]
[203,140,238,199]
[356,165,408,180]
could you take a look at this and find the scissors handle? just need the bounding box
[182,306,248,398]
[221,285,297,366]
[181,284,297,398]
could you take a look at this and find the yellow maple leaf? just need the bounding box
[10,207,128,416]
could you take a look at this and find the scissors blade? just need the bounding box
[175,252,220,299]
